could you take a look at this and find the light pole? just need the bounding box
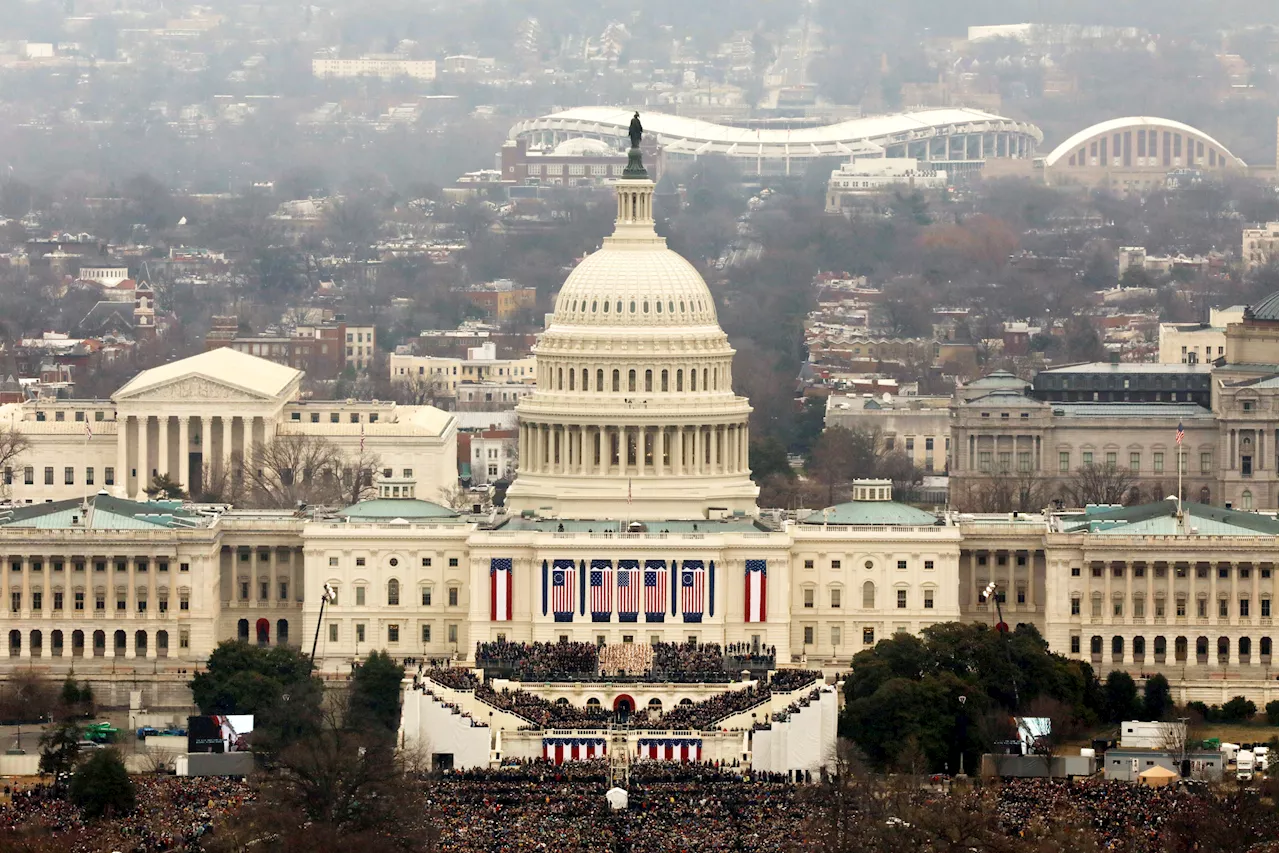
[956,695,968,778]
[310,583,336,667]
[981,581,1020,708]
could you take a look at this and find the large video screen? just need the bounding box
[187,715,255,753]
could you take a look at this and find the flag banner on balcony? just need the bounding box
[617,560,640,622]
[636,737,702,762]
[551,559,576,622]
[490,558,513,622]
[681,560,705,623]
[745,560,767,623]
[543,736,607,764]
[590,560,612,622]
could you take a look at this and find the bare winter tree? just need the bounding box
[392,372,450,407]
[1059,463,1138,507]
[339,449,382,507]
[0,424,30,499]
[955,469,1051,513]
[243,434,345,508]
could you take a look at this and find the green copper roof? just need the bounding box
[0,494,203,530]
[1061,500,1278,537]
[1246,291,1278,321]
[802,501,942,526]
[339,498,459,521]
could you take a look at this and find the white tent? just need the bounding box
[606,787,628,810]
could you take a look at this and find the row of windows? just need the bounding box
[1070,635,1272,659]
[1073,564,1272,580]
[326,556,460,569]
[564,296,709,318]
[322,582,460,608]
[5,467,116,486]
[1054,450,1201,474]
[31,410,108,422]
[5,560,189,573]
[547,365,724,394]
[801,558,936,571]
[10,591,189,612]
[290,411,381,424]
[801,625,881,647]
[801,583,937,610]
[326,621,459,645]
[1070,595,1271,619]
[7,627,193,652]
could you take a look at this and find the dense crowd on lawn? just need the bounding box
[994,777,1270,853]
[430,761,807,853]
[0,776,251,852]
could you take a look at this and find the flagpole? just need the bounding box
[1175,422,1184,523]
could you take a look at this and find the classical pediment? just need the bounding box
[115,374,278,404]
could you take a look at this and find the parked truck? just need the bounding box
[1236,750,1254,781]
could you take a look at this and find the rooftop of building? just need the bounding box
[964,370,1031,389]
[492,517,770,533]
[1245,291,1278,322]
[800,501,943,527]
[114,347,301,400]
[337,498,461,522]
[1058,499,1278,537]
[1038,362,1214,375]
[0,493,207,530]
[1048,402,1215,418]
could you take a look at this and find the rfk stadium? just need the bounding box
[508,106,1043,176]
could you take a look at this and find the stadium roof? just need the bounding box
[511,107,1043,160]
[1044,116,1246,167]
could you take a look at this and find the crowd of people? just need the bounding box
[651,684,772,731]
[420,666,481,691]
[597,643,654,676]
[0,776,251,852]
[724,643,777,669]
[994,778,1219,853]
[650,642,730,679]
[475,640,600,680]
[768,670,822,692]
[476,684,614,729]
[429,761,809,853]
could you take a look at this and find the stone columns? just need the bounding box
[656,426,666,476]
[137,415,150,498]
[116,415,129,497]
[1122,562,1134,664]
[242,416,254,469]
[175,416,191,487]
[201,416,214,476]
[970,551,979,608]
[157,416,170,484]
[220,416,233,474]
[269,548,279,606]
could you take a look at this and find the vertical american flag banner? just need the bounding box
[681,561,705,623]
[744,560,767,623]
[708,560,715,617]
[551,559,576,622]
[541,560,548,616]
[670,559,678,616]
[617,560,640,622]
[490,558,513,622]
[637,738,702,762]
[579,560,587,616]
[590,560,612,622]
[643,560,666,622]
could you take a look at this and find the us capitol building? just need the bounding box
[0,153,1273,705]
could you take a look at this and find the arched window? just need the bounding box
[1198,486,1210,504]
[644,369,652,392]
[1195,636,1208,658]
[256,619,270,646]
[1239,637,1251,659]
[1090,636,1102,655]
[628,369,636,392]
[703,368,709,391]
[597,370,605,392]
[569,370,575,391]
[612,370,620,392]
[1175,636,1187,661]
[1132,636,1145,658]
[676,370,684,392]
[277,620,289,645]
[134,630,147,654]
[1262,636,1273,658]
[1242,490,1253,510]
[862,581,875,609]
[237,619,249,642]
[1216,637,1229,659]
[557,368,563,390]
[1111,636,1124,656]
[691,370,698,392]
[582,369,588,390]
[661,370,669,392]
[387,579,400,606]
[1154,636,1166,659]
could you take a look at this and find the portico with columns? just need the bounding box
[111,349,301,499]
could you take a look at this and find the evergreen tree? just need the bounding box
[69,749,135,818]
[1142,674,1173,721]
[37,719,81,781]
[347,649,403,737]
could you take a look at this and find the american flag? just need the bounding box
[359,423,366,453]
[490,558,513,622]
[590,560,612,617]
[84,420,92,440]
[681,562,704,622]
[745,559,767,623]
[551,560,575,618]
[1176,422,1184,444]
[617,560,640,619]
[643,561,666,618]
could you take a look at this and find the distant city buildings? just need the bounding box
[311,57,437,81]
[1242,221,1278,268]
[456,280,537,322]
[824,158,948,213]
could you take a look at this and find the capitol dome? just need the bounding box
[505,155,758,520]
